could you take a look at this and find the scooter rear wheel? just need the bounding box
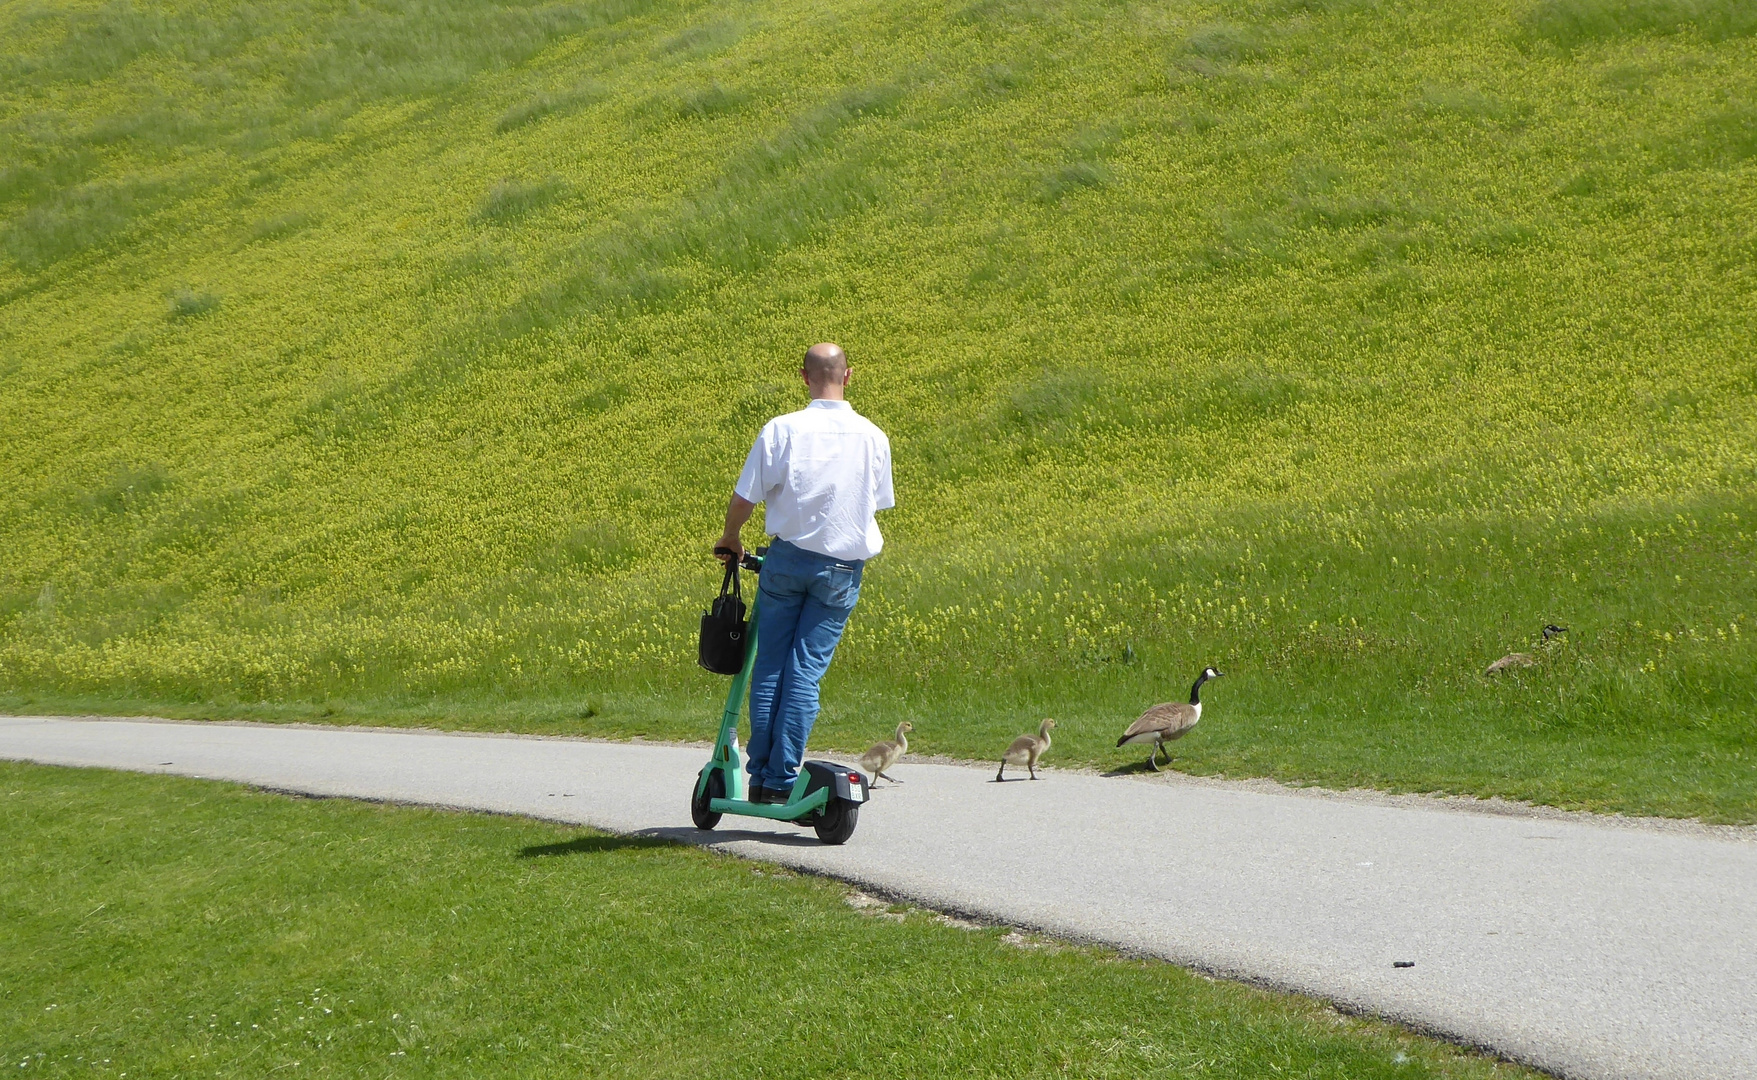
[691,769,724,830]
[812,798,858,845]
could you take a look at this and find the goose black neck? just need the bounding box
[1189,673,1209,705]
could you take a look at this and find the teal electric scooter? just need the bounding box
[691,548,869,845]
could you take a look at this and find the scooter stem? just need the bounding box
[716,585,760,746]
[707,558,762,801]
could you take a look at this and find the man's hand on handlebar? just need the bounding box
[714,536,745,564]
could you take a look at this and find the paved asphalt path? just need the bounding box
[4,716,1754,1080]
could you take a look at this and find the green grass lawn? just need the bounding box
[1,0,1754,819]
[0,761,1539,1079]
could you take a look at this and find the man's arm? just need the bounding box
[716,495,756,562]
[723,420,776,561]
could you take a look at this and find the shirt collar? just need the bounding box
[807,399,852,409]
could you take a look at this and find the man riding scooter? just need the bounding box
[714,342,895,805]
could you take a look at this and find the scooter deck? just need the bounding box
[708,787,829,821]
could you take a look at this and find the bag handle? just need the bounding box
[718,558,741,604]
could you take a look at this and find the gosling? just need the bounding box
[1485,624,1567,676]
[1116,667,1223,771]
[859,721,913,786]
[995,718,1055,782]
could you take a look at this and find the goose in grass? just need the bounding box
[995,718,1055,781]
[859,721,913,786]
[1484,625,1567,676]
[1116,667,1224,771]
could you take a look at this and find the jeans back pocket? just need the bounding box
[823,564,862,610]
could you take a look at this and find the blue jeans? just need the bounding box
[746,539,863,792]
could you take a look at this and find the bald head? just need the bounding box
[802,342,850,398]
[803,342,847,384]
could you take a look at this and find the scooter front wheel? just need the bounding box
[691,768,724,830]
[812,798,858,845]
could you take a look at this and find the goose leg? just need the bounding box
[995,761,1006,782]
[1028,762,1038,780]
[879,771,902,784]
[1148,744,1162,771]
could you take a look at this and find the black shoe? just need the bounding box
[752,785,791,805]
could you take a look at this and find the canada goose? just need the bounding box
[1116,667,1223,770]
[1484,625,1567,676]
[859,721,913,786]
[995,718,1055,781]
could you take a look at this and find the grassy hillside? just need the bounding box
[2,0,1754,819]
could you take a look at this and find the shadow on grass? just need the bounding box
[517,834,677,858]
[637,825,825,848]
[516,820,854,860]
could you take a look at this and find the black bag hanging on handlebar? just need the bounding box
[697,560,749,675]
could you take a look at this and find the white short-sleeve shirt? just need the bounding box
[733,399,894,562]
